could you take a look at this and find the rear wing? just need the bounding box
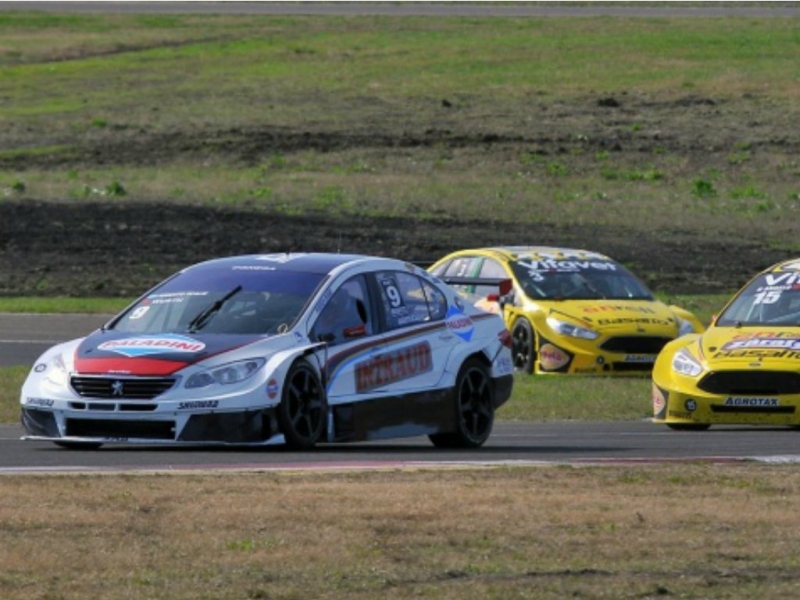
[439,276,514,309]
[439,276,511,294]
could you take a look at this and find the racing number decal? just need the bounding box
[754,290,781,305]
[381,276,405,311]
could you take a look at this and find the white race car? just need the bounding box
[21,253,514,449]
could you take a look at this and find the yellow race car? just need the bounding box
[653,257,800,430]
[429,246,704,375]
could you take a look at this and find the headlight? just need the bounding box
[42,354,68,388]
[185,358,266,389]
[672,348,703,377]
[676,317,696,337]
[546,316,600,340]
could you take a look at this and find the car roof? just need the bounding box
[765,257,800,273]
[448,246,614,262]
[183,253,384,276]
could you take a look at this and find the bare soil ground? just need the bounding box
[0,94,794,298]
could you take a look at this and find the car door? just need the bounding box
[356,269,451,396]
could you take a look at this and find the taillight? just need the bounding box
[499,329,513,348]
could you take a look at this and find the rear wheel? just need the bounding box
[278,360,326,449]
[511,318,535,373]
[429,358,494,449]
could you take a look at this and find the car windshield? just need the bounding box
[717,273,800,326]
[109,266,325,335]
[509,257,653,301]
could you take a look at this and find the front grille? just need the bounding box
[698,371,800,395]
[600,336,672,354]
[65,419,175,440]
[71,376,177,400]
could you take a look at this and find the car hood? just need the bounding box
[72,330,269,376]
[544,300,680,335]
[698,326,800,368]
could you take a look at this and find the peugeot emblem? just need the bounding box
[111,380,124,397]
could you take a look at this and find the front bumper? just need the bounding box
[21,406,282,445]
[652,383,800,427]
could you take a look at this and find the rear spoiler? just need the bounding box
[439,276,511,294]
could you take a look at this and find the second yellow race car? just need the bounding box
[653,257,800,430]
[429,246,704,375]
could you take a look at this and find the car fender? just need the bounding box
[669,304,707,334]
[652,332,702,388]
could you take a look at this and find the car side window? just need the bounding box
[376,271,445,330]
[440,256,480,278]
[312,275,371,345]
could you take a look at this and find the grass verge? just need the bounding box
[2,464,800,599]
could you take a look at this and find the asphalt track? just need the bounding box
[3,420,800,474]
[4,313,800,473]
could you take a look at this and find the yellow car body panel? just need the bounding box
[429,246,705,375]
[653,257,800,428]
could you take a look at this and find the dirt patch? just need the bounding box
[0,198,782,298]
[1,93,795,298]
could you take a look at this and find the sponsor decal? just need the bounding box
[526,249,607,261]
[445,307,475,342]
[98,334,206,358]
[33,363,47,373]
[724,397,779,407]
[668,410,692,419]
[623,355,656,363]
[596,317,671,326]
[722,337,800,351]
[26,397,54,408]
[177,400,219,410]
[267,379,279,399]
[147,291,207,305]
[765,272,800,286]
[495,355,513,376]
[355,341,433,392]
[584,305,657,314]
[255,254,299,263]
[539,343,570,371]
[652,385,666,415]
[713,348,800,360]
[519,259,617,273]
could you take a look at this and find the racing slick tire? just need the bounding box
[511,318,535,373]
[666,423,711,431]
[429,358,495,449]
[278,359,327,449]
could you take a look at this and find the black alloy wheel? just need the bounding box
[429,358,494,449]
[278,359,327,449]
[511,318,535,373]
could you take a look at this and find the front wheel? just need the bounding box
[511,318,535,373]
[429,358,495,449]
[278,359,327,449]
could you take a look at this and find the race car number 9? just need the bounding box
[381,277,404,309]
